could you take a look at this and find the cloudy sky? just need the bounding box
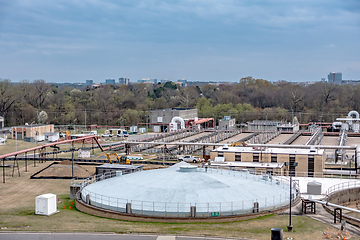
[0,0,359,83]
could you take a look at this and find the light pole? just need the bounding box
[15,127,17,152]
[285,161,298,232]
[73,118,77,135]
[163,113,165,132]
[122,118,126,129]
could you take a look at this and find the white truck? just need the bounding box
[48,133,59,142]
[178,155,201,163]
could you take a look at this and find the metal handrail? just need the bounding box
[325,181,360,197]
[78,166,300,217]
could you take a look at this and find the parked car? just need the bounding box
[178,155,201,163]
[117,133,129,137]
[101,133,113,137]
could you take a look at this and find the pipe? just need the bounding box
[347,110,360,119]
[310,199,360,214]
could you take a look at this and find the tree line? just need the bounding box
[1,77,358,127]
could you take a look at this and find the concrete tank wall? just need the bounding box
[327,187,360,205]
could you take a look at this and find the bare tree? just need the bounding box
[0,79,22,120]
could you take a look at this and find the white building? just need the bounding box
[219,116,236,130]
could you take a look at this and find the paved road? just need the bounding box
[0,233,251,240]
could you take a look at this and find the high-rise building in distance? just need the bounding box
[105,78,116,85]
[86,79,93,86]
[327,72,342,84]
[119,77,130,85]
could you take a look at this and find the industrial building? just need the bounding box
[210,146,324,177]
[11,124,55,140]
[247,120,299,132]
[219,116,236,130]
[150,108,198,132]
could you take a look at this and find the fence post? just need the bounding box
[126,203,132,214]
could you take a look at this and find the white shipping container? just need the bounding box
[35,193,57,216]
[35,135,45,142]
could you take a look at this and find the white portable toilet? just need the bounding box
[35,193,57,216]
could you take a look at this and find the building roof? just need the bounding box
[151,108,196,112]
[212,146,324,155]
[96,164,142,170]
[211,161,284,169]
[12,124,53,128]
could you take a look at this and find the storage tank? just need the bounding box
[352,123,360,133]
[341,123,349,131]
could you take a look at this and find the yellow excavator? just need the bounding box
[105,152,131,164]
[230,141,249,147]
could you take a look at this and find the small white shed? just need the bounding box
[35,193,57,216]
[307,181,322,195]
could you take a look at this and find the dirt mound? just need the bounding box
[34,162,92,178]
[58,160,72,165]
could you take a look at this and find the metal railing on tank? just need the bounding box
[78,166,300,218]
[325,181,360,197]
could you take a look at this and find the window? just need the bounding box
[218,152,223,157]
[235,153,241,162]
[271,154,277,163]
[253,153,259,162]
[308,155,314,177]
[289,154,296,176]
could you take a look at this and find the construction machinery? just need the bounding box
[230,141,249,147]
[59,131,69,138]
[105,152,131,164]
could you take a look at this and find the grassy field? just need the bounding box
[1,197,335,240]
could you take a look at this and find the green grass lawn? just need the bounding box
[0,194,340,240]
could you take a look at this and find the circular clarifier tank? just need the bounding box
[80,162,290,217]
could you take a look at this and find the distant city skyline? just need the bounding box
[0,1,359,83]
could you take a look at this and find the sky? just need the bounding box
[0,0,359,83]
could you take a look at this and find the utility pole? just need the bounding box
[84,109,87,130]
[15,127,17,152]
[36,109,39,124]
[146,114,148,153]
[285,161,298,232]
[214,113,217,130]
